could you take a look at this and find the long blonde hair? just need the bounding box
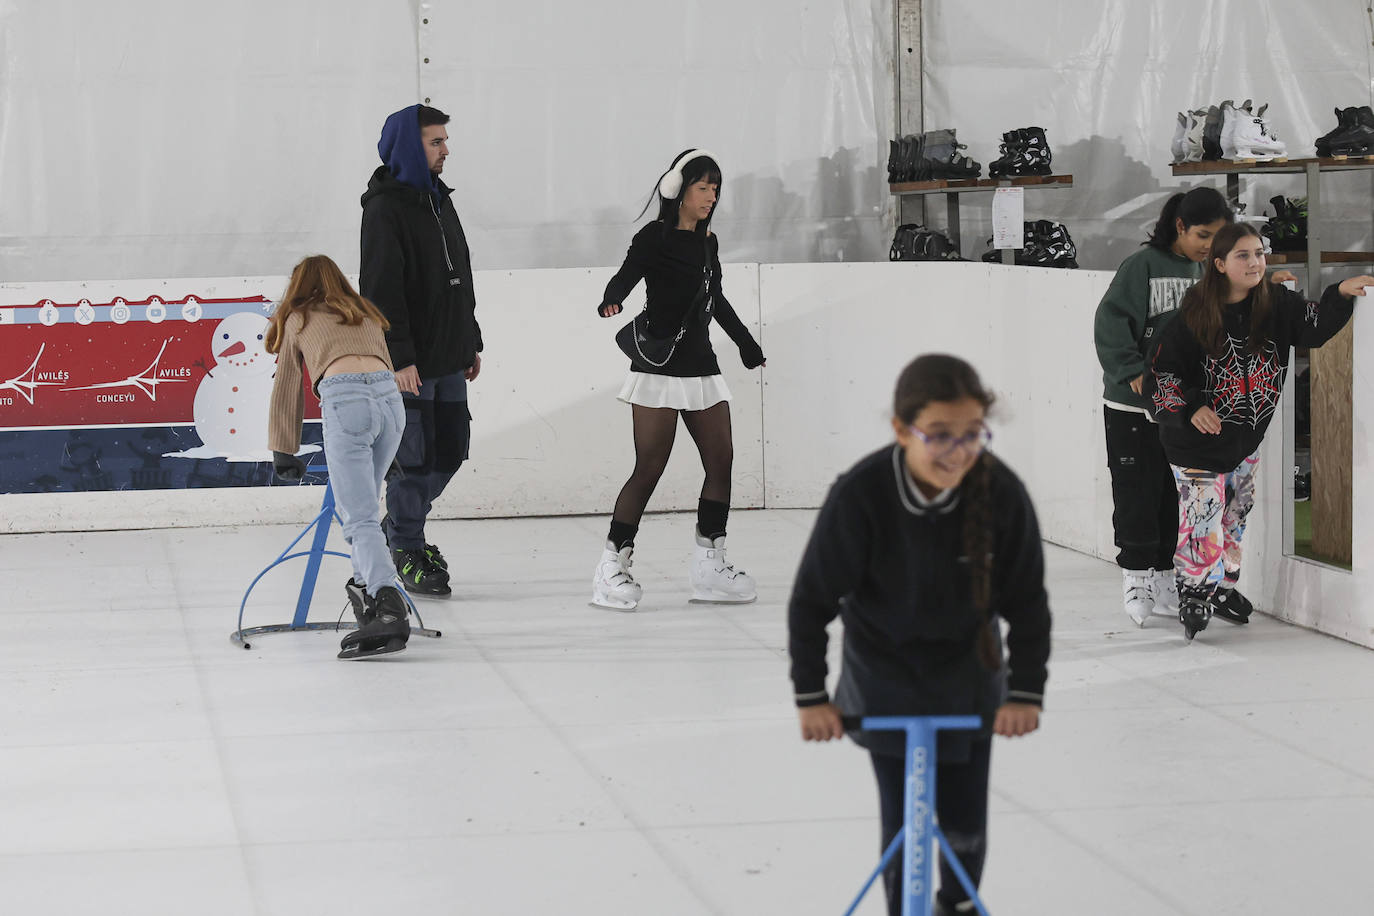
[264,254,389,353]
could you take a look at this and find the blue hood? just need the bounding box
[377,104,437,195]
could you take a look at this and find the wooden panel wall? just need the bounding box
[1310,322,1354,565]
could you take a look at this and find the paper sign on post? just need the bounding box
[992,187,1025,249]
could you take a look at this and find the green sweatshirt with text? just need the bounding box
[1093,245,1200,411]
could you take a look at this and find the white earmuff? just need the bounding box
[658,148,719,199]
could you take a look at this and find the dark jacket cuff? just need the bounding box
[794,689,830,708]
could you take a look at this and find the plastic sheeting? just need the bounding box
[921,0,1374,269]
[0,0,892,283]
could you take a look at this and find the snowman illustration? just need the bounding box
[164,312,318,463]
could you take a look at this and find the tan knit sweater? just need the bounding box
[268,309,393,454]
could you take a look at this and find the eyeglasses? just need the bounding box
[907,424,992,457]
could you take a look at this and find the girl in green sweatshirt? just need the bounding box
[1093,188,1231,627]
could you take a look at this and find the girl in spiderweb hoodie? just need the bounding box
[1148,221,1371,639]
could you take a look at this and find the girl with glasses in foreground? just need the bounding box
[787,353,1052,916]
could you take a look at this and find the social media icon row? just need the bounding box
[34,298,203,326]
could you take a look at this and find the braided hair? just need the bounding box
[893,354,1001,671]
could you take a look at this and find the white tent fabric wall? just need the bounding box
[921,0,1374,270]
[0,0,894,283]
[0,1,420,283]
[414,0,894,268]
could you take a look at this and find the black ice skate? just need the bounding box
[989,128,1051,178]
[1322,105,1374,158]
[1178,586,1213,641]
[338,585,411,659]
[1262,196,1308,252]
[922,128,981,180]
[1202,104,1224,160]
[987,130,1023,178]
[1315,107,1356,157]
[393,547,452,598]
[344,577,369,625]
[1211,587,1254,625]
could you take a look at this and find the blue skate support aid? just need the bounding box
[231,470,440,647]
[843,715,990,916]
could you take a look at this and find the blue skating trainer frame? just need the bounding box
[843,715,991,916]
[231,471,442,648]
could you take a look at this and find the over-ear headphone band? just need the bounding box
[658,148,720,200]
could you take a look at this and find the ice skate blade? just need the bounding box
[338,638,408,660]
[402,587,452,601]
[590,596,638,612]
[689,591,758,605]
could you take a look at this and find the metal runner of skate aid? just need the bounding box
[231,466,442,648]
[842,715,990,916]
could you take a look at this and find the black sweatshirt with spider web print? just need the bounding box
[1147,282,1353,473]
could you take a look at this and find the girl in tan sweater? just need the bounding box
[265,255,411,659]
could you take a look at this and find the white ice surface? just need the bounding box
[4,510,1372,915]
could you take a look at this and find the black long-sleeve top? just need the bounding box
[1148,282,1353,472]
[787,446,1052,755]
[599,221,764,377]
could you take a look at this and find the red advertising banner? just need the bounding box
[0,293,320,461]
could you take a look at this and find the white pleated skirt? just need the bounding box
[617,372,732,411]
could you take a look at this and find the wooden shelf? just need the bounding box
[1171,157,1374,177]
[1265,251,1374,265]
[890,174,1073,196]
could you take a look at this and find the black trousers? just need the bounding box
[1104,406,1178,571]
[871,736,991,916]
[384,372,471,550]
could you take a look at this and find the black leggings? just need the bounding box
[871,736,991,915]
[611,401,733,528]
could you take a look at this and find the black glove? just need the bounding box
[273,451,307,482]
[739,341,766,370]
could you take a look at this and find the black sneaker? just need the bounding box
[1212,587,1254,625]
[392,547,452,597]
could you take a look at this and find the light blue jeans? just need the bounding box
[319,371,405,597]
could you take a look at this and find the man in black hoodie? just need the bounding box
[360,103,483,598]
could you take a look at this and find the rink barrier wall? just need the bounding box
[2,262,1368,649]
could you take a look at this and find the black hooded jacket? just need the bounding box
[359,167,482,378]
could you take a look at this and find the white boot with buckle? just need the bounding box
[689,531,756,604]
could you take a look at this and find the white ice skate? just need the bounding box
[1182,109,1207,162]
[1170,112,1188,164]
[1151,569,1180,618]
[1224,101,1287,161]
[591,542,642,611]
[689,532,756,604]
[1122,570,1154,627]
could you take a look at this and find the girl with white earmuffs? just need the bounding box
[590,149,766,611]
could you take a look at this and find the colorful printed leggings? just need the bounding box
[1171,450,1260,592]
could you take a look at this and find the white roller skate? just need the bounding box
[1122,569,1154,628]
[689,532,756,604]
[591,542,642,611]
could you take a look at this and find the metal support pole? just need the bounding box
[896,0,925,227]
[842,715,989,916]
[1305,161,1322,290]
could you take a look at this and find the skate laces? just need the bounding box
[607,548,637,585]
[1125,583,1152,603]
